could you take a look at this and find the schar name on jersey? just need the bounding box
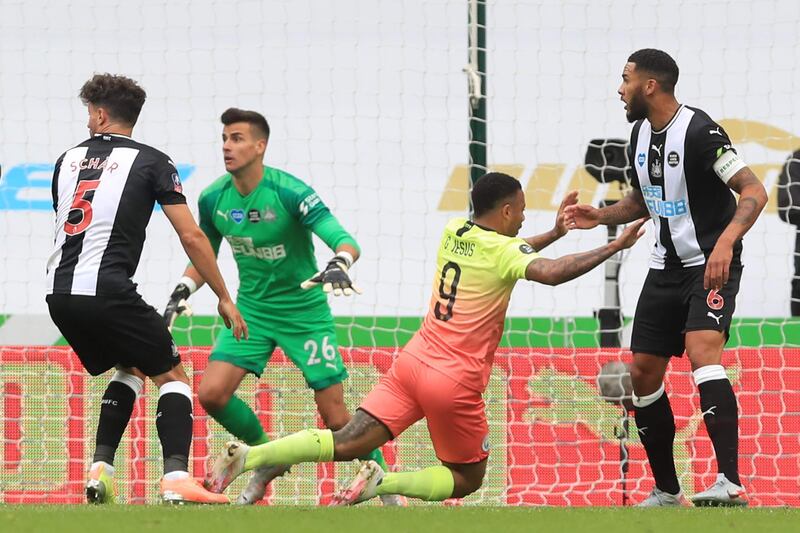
[642,185,687,218]
[69,157,119,172]
[227,236,286,260]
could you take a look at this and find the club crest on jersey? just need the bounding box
[637,152,646,167]
[650,159,662,178]
[171,172,183,193]
[230,209,245,224]
[667,151,680,167]
[262,208,277,222]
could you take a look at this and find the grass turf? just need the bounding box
[2,505,799,533]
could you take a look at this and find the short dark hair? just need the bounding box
[471,172,522,217]
[628,48,679,93]
[220,108,270,140]
[79,74,146,126]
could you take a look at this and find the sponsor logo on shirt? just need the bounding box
[299,193,321,217]
[519,244,535,254]
[642,185,687,217]
[226,236,286,261]
[230,209,245,224]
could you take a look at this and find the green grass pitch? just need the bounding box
[2,506,799,533]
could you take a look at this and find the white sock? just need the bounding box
[163,470,190,481]
[91,461,115,476]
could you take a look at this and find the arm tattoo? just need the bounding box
[335,409,387,445]
[732,197,758,225]
[599,190,648,225]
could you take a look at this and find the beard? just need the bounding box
[625,90,648,123]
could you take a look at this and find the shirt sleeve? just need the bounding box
[498,239,540,281]
[278,181,336,228]
[197,191,222,256]
[689,117,737,173]
[309,212,360,253]
[626,140,640,190]
[51,153,65,212]
[151,155,187,206]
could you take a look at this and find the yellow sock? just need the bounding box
[375,466,455,501]
[244,429,334,470]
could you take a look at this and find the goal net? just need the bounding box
[1,0,798,506]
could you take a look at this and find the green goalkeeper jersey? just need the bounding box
[196,165,359,312]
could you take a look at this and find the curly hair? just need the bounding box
[627,49,679,94]
[471,172,522,217]
[79,74,146,126]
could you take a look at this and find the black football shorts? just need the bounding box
[630,264,742,357]
[47,293,180,376]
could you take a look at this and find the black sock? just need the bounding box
[698,379,740,486]
[93,381,136,465]
[156,389,192,474]
[634,392,680,495]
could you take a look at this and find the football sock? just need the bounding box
[633,383,681,495]
[156,381,193,474]
[208,394,269,446]
[361,448,389,472]
[694,365,741,486]
[93,371,142,465]
[244,429,334,470]
[376,466,455,501]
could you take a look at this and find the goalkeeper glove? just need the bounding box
[164,277,196,332]
[300,252,362,296]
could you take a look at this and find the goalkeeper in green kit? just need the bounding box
[164,108,402,505]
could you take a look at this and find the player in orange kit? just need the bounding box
[205,172,646,504]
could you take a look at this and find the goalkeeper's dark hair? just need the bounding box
[79,74,146,127]
[221,108,270,140]
[628,48,679,94]
[471,172,522,218]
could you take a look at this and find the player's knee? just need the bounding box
[629,362,660,389]
[197,382,230,413]
[451,470,485,498]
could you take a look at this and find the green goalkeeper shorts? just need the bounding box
[209,304,348,391]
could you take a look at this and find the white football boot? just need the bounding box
[690,474,748,507]
[637,486,685,507]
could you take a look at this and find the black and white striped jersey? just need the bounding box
[46,134,186,296]
[627,105,742,270]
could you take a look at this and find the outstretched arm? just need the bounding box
[565,189,648,229]
[524,190,578,251]
[526,218,647,285]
